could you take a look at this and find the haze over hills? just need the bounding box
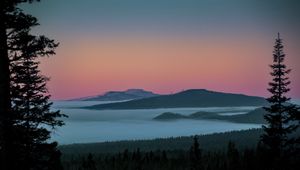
[153,108,267,124]
[84,89,268,110]
[70,89,159,101]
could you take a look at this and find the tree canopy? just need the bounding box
[1,1,66,169]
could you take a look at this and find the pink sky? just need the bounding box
[40,35,300,100]
[23,0,300,100]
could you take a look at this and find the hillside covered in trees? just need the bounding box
[60,128,300,170]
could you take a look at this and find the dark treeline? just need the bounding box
[61,137,299,170]
[60,129,263,154]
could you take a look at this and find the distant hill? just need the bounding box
[153,112,188,120]
[219,108,267,124]
[153,108,267,124]
[84,89,268,110]
[71,89,159,101]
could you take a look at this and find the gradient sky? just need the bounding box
[22,0,300,100]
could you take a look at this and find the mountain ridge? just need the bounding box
[69,89,159,101]
[84,89,268,110]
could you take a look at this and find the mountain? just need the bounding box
[153,112,187,120]
[84,89,268,110]
[153,108,267,124]
[71,89,159,101]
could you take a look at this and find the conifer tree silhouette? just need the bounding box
[1,1,66,169]
[189,136,203,170]
[261,33,300,169]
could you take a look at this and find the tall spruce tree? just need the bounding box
[1,0,66,169]
[261,33,300,168]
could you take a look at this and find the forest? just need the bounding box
[60,128,299,170]
[60,129,263,154]
[61,137,298,170]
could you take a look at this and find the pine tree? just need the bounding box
[10,31,66,170]
[261,33,300,168]
[1,0,66,169]
[189,136,203,170]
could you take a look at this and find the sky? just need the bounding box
[22,0,300,100]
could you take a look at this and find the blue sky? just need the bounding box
[22,0,300,38]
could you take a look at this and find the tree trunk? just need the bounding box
[0,7,12,170]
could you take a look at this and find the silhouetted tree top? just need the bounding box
[261,33,300,170]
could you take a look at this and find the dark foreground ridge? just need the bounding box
[84,89,268,110]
